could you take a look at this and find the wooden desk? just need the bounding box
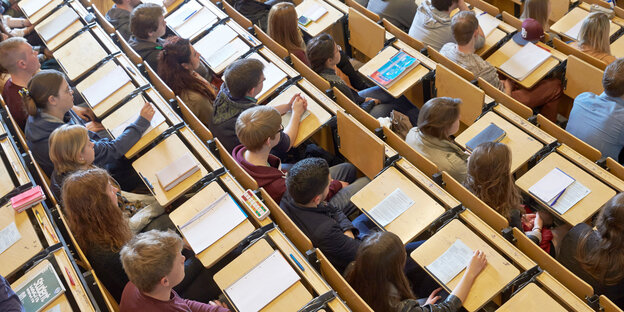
[551,7,621,41]
[247,53,289,104]
[536,272,596,312]
[266,84,332,147]
[132,133,209,206]
[358,45,433,99]
[53,31,109,81]
[487,40,567,89]
[76,60,137,118]
[515,152,616,225]
[395,158,462,208]
[34,5,83,51]
[455,111,544,172]
[169,181,256,268]
[0,203,44,277]
[557,144,624,192]
[351,166,445,244]
[411,219,520,312]
[298,78,343,114]
[259,46,299,78]
[214,239,314,311]
[20,0,63,24]
[496,283,567,311]
[459,8,514,56]
[0,137,30,197]
[296,0,344,37]
[336,110,385,179]
[612,35,624,58]
[492,104,557,145]
[178,126,223,171]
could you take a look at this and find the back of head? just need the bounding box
[21,69,66,116]
[416,97,461,140]
[451,11,479,46]
[49,124,89,175]
[306,33,336,73]
[0,37,27,74]
[285,157,330,204]
[223,58,264,99]
[267,3,304,52]
[431,0,458,12]
[120,230,183,293]
[62,168,132,252]
[465,142,521,217]
[603,58,624,98]
[157,36,213,99]
[130,3,163,39]
[235,106,282,151]
[579,12,611,54]
[520,0,549,29]
[345,232,414,311]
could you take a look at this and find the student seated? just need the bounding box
[0,38,92,129]
[408,0,471,51]
[158,36,218,127]
[520,0,553,37]
[49,124,165,233]
[440,13,563,122]
[566,58,624,162]
[63,168,222,303]
[1,13,33,38]
[558,193,624,308]
[0,275,23,311]
[345,231,487,312]
[232,0,288,31]
[129,3,166,71]
[367,0,417,32]
[306,34,420,125]
[234,106,369,216]
[570,12,616,65]
[119,230,229,312]
[106,0,142,40]
[406,97,467,182]
[23,70,151,188]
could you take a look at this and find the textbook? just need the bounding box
[476,12,500,38]
[179,193,247,254]
[10,186,45,213]
[13,261,65,312]
[369,50,418,88]
[499,42,550,81]
[465,123,506,151]
[426,239,473,284]
[155,153,200,191]
[528,168,590,214]
[82,66,131,108]
[37,7,79,42]
[367,188,414,227]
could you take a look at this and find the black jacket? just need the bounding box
[280,193,359,273]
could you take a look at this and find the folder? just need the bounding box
[465,123,506,151]
[155,154,200,191]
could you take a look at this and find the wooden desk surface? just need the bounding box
[515,152,616,225]
[551,7,621,41]
[0,203,44,277]
[76,61,136,118]
[358,46,432,98]
[259,46,299,78]
[411,219,520,312]
[22,0,63,24]
[395,158,462,208]
[486,40,567,89]
[557,144,624,192]
[536,272,595,312]
[296,0,344,37]
[298,78,343,114]
[496,283,567,311]
[35,5,83,52]
[612,35,624,58]
[169,181,256,268]
[455,111,544,172]
[197,0,229,20]
[178,126,223,171]
[214,239,314,311]
[266,84,332,147]
[53,31,109,81]
[52,248,96,312]
[492,104,557,145]
[0,137,31,197]
[132,133,209,206]
[351,166,445,244]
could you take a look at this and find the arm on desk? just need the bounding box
[448,250,487,304]
[93,115,150,163]
[283,94,307,149]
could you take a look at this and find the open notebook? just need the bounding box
[246,53,287,100]
[194,25,250,72]
[500,42,551,81]
[173,6,218,39]
[477,13,501,38]
[37,8,79,42]
[82,66,132,108]
[528,168,590,215]
[155,153,200,191]
[109,107,166,139]
[21,0,54,17]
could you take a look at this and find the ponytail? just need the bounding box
[21,69,66,116]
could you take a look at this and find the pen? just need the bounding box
[182,9,198,22]
[289,254,305,271]
[550,188,566,206]
[35,210,57,243]
[478,11,487,16]
[536,45,550,52]
[64,266,76,286]
[245,34,257,45]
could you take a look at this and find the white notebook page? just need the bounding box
[166,1,202,29]
[82,66,131,107]
[477,13,501,38]
[194,24,238,59]
[0,222,21,254]
[21,0,53,17]
[38,8,79,41]
[175,7,217,39]
[565,20,583,41]
[551,180,591,215]
[367,188,414,227]
[110,108,165,139]
[426,239,473,284]
[499,42,551,80]
[528,167,575,203]
[247,53,287,99]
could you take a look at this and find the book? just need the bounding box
[499,42,551,81]
[37,7,80,42]
[179,193,248,253]
[465,123,506,151]
[13,261,65,312]
[82,66,131,108]
[194,24,239,59]
[246,53,287,100]
[226,251,300,312]
[10,186,45,213]
[477,12,501,38]
[205,38,249,70]
[367,188,414,227]
[426,239,473,284]
[0,222,21,255]
[303,4,328,22]
[369,50,419,88]
[155,154,200,191]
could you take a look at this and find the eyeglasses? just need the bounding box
[273,124,284,137]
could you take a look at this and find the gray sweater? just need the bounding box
[106,5,132,40]
[440,43,505,91]
[367,0,417,32]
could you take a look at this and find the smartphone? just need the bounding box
[298,15,311,26]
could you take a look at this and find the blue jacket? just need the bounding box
[25,110,150,176]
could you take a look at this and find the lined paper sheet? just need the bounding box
[367,188,414,227]
[194,24,238,59]
[38,8,79,41]
[226,251,300,312]
[21,0,53,16]
[110,108,165,139]
[82,66,131,107]
[166,1,202,29]
[175,7,218,39]
[426,239,473,284]
[205,38,249,69]
[500,42,551,80]
[565,20,583,40]
[0,222,21,254]
[246,53,287,99]
[551,181,590,215]
[179,193,247,253]
[477,13,501,38]
[528,168,575,203]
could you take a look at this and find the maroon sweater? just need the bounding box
[232,145,343,203]
[119,282,229,312]
[3,79,28,130]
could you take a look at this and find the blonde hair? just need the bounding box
[235,106,282,151]
[579,12,611,55]
[120,230,183,293]
[521,0,550,31]
[267,3,306,52]
[0,37,27,73]
[49,125,90,175]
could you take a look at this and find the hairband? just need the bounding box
[18,88,29,97]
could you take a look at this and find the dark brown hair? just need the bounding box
[432,0,459,12]
[417,97,461,140]
[21,69,66,116]
[130,3,163,39]
[603,58,624,98]
[306,33,336,73]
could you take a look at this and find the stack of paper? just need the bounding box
[499,42,551,80]
[179,193,247,253]
[565,20,584,40]
[10,186,45,213]
[529,168,590,214]
[477,13,501,38]
[226,251,300,312]
[367,188,414,227]
[13,261,65,312]
[82,66,131,108]
[110,108,166,139]
[426,240,474,284]
[303,4,328,22]
[156,153,200,191]
[37,8,80,41]
[246,53,287,99]
[20,0,53,17]
[0,222,21,255]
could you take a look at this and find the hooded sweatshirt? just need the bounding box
[128,37,165,72]
[208,84,257,152]
[106,5,132,40]
[408,0,454,51]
